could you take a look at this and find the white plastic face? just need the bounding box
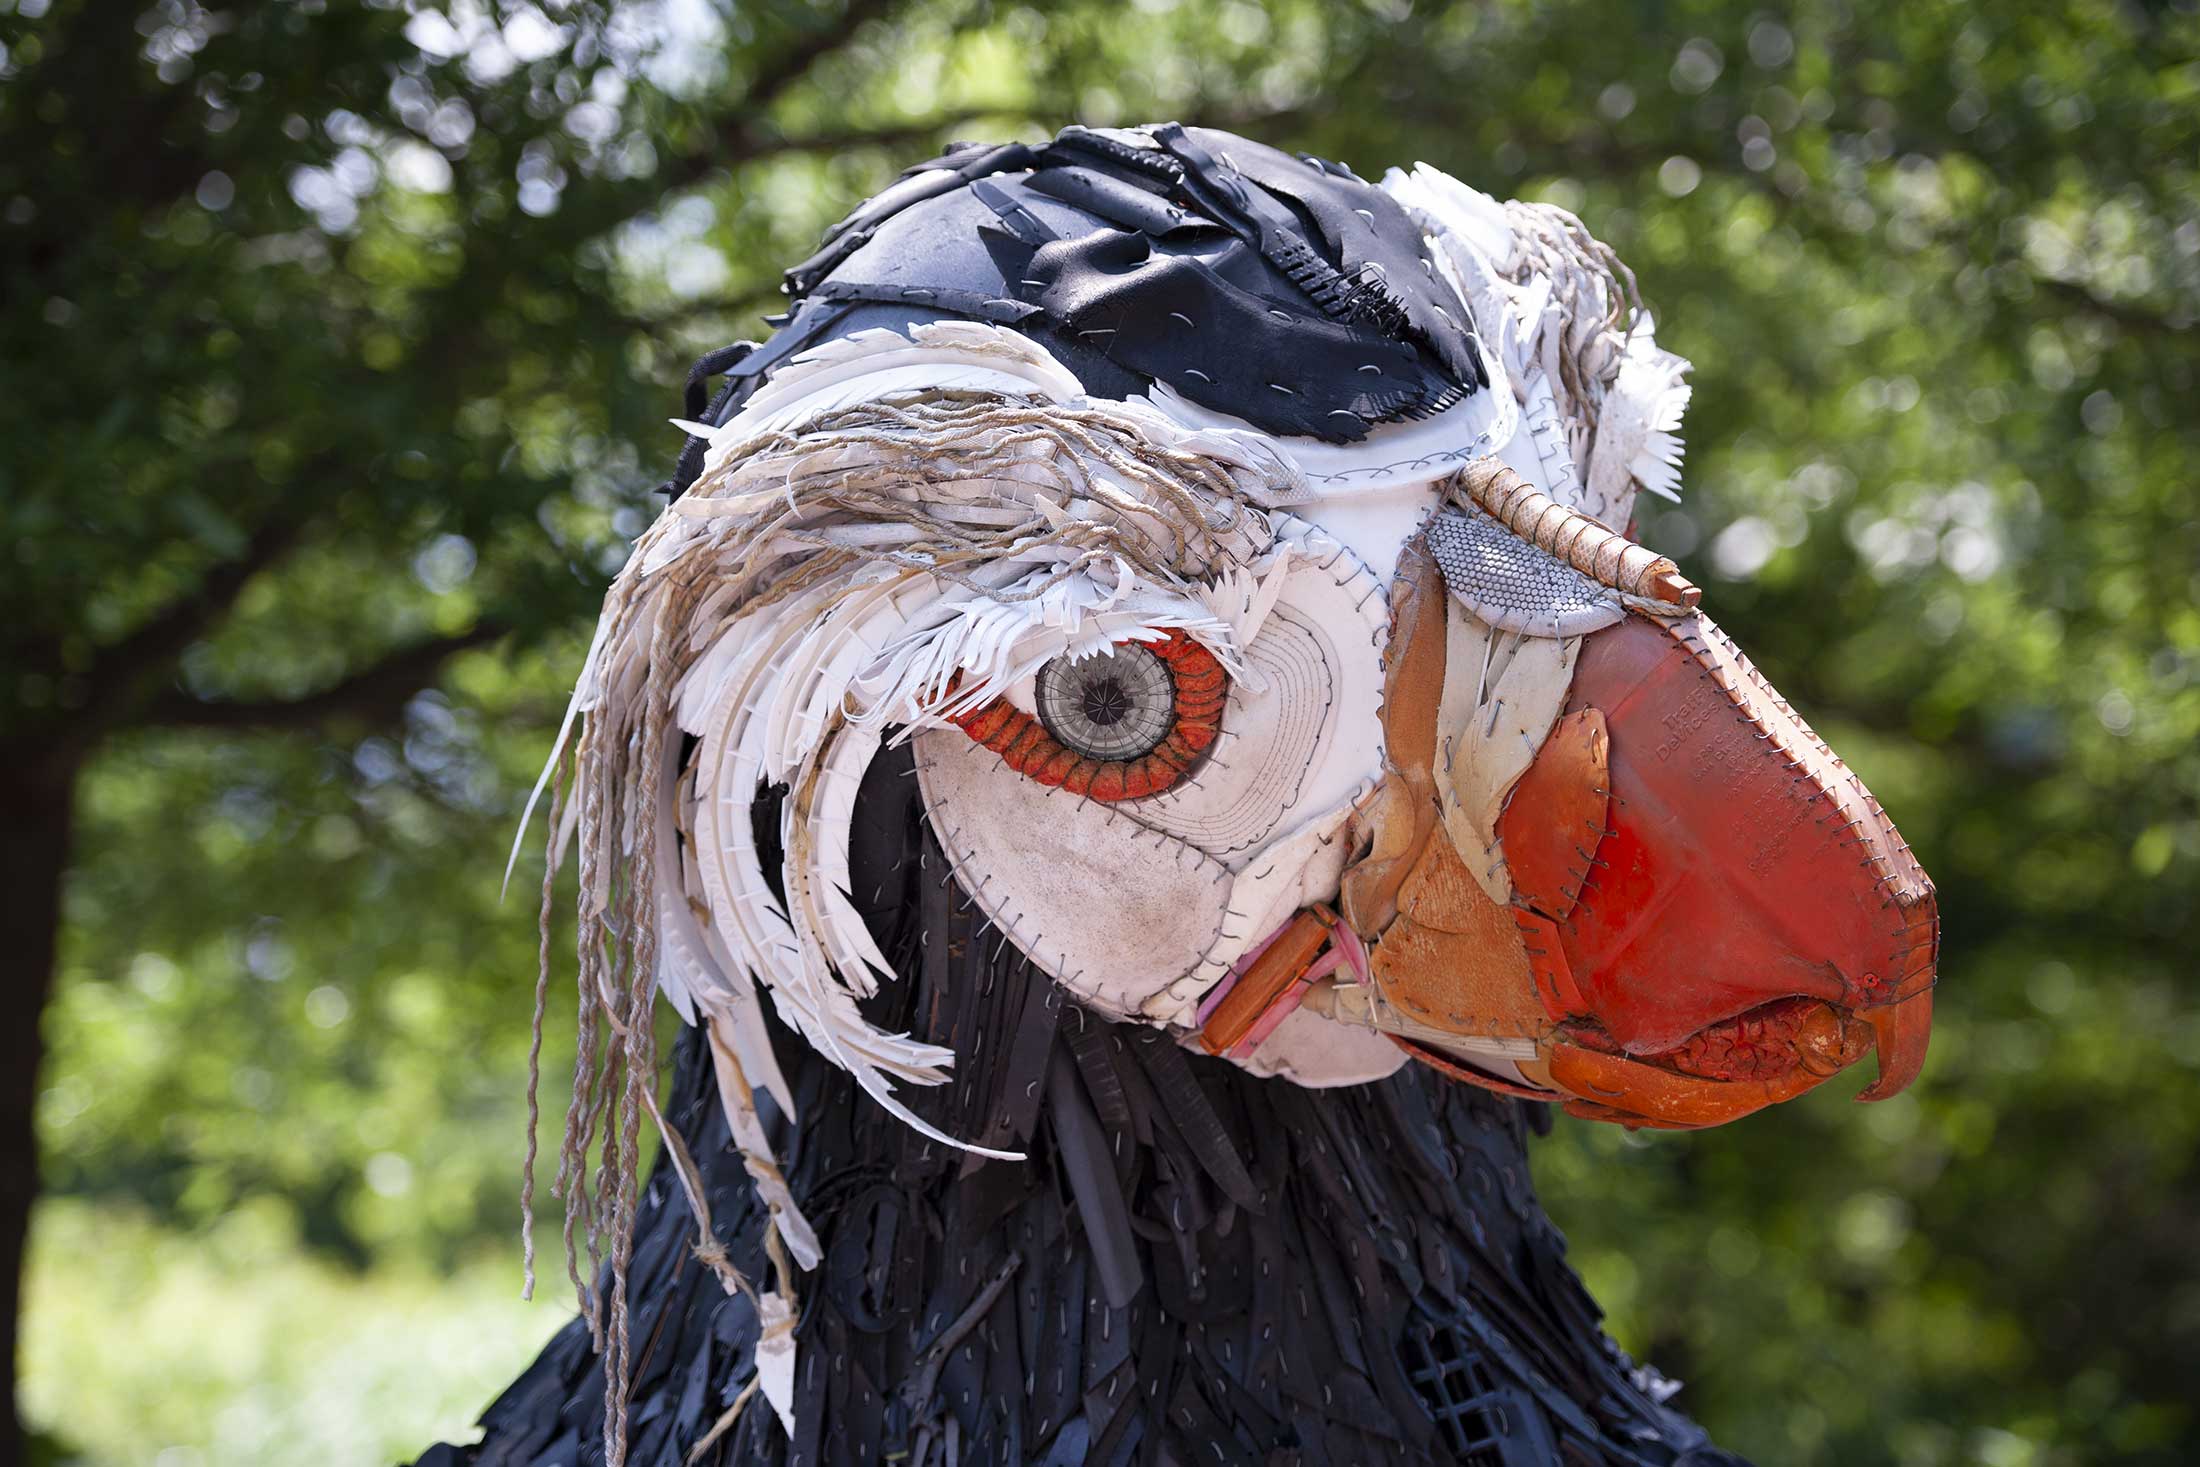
[911,482,1470,1087]
[666,374,1588,1089]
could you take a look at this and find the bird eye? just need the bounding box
[1035,642,1175,761]
[947,630,1226,801]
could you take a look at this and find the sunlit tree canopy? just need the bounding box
[4,0,2196,1462]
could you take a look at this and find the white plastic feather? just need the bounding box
[703,1019,820,1269]
[1384,162,1517,271]
[1518,374,1587,513]
[754,1289,799,1436]
[1388,161,1696,530]
[845,563,1248,734]
[1585,316,1692,523]
[1193,548,1293,694]
[695,918,798,1120]
[701,322,1089,482]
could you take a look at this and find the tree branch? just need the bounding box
[2037,277,2196,340]
[139,622,509,733]
[738,111,997,165]
[744,0,905,120]
[88,3,926,742]
[657,112,996,201]
[79,503,327,737]
[655,0,921,189]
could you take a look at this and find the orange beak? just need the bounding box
[1220,525,1939,1131]
[1490,605,1939,1128]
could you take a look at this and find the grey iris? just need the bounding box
[1034,643,1176,761]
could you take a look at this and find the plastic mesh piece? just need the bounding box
[1424,507,1626,639]
[1401,1303,1565,1466]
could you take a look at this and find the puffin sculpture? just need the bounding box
[417,124,1938,1467]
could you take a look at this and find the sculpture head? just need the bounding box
[532,124,1937,1319]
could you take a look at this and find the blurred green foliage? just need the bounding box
[6,0,2198,1463]
[22,1200,563,1464]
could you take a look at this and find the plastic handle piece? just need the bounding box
[1450,457,1701,608]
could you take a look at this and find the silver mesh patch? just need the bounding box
[1424,507,1625,638]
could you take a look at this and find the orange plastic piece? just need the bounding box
[1546,610,1937,1099]
[1199,908,1333,1055]
[1374,835,1550,1039]
[1495,707,1610,922]
[1387,1036,1562,1102]
[1544,995,1874,1129]
[1338,541,1449,938]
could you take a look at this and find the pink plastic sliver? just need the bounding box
[1329,919,1370,985]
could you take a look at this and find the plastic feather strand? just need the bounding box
[526,377,1309,1466]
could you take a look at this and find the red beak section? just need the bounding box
[1497,610,1938,1126]
[1300,519,1935,1131]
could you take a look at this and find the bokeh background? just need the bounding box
[6,0,2198,1463]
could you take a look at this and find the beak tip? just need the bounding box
[1854,985,1935,1102]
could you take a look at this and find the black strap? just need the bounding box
[660,338,758,499]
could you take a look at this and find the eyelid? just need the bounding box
[948,631,1227,801]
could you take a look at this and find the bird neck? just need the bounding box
[453,765,1735,1465]
[469,978,1729,1466]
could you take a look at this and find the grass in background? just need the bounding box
[22,1200,562,1467]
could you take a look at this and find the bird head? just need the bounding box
[542,126,1938,1230]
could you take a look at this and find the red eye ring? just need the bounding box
[947,630,1226,801]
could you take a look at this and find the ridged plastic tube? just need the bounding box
[1450,457,1700,608]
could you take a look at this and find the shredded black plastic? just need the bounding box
[416,744,1749,1467]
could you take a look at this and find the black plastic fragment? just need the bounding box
[664,121,1499,469]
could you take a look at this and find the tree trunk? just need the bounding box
[0,736,78,1461]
